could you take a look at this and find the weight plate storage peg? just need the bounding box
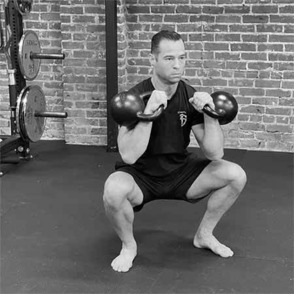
[16,85,46,142]
[18,30,41,80]
[13,0,34,16]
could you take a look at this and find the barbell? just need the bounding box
[110,90,238,126]
[16,85,67,142]
[18,30,65,80]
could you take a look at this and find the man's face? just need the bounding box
[151,39,186,85]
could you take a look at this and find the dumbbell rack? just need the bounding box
[0,0,29,163]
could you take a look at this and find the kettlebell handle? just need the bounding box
[201,91,238,124]
[137,105,164,121]
[202,105,225,119]
[136,91,164,122]
[110,90,164,126]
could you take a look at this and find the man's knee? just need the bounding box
[224,161,247,191]
[103,172,134,210]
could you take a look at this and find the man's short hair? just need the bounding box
[151,30,183,55]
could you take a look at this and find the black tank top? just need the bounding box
[118,78,204,176]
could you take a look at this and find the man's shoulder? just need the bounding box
[178,79,197,98]
[129,78,153,94]
[180,79,196,92]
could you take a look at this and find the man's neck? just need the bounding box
[151,76,178,100]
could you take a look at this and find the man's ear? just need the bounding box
[149,53,156,67]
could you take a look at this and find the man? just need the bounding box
[103,30,247,272]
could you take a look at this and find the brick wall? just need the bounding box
[0,0,293,152]
[0,0,65,141]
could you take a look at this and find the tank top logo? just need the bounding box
[178,111,187,127]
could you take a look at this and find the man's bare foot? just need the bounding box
[111,246,137,272]
[193,232,234,258]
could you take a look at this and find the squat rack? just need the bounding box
[0,0,119,167]
[105,0,118,152]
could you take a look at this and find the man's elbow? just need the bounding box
[205,150,224,161]
[120,151,138,165]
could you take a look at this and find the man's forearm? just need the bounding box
[201,115,224,160]
[118,122,153,164]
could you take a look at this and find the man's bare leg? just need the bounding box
[103,172,143,272]
[187,160,247,258]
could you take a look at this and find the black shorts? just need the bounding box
[115,154,211,212]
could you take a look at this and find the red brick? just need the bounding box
[263,115,275,123]
[163,0,189,3]
[274,62,294,71]
[225,5,250,13]
[284,26,294,33]
[190,34,214,42]
[164,14,189,23]
[128,5,150,13]
[216,15,241,23]
[218,0,243,3]
[269,35,294,43]
[229,79,254,87]
[270,15,294,23]
[266,89,292,98]
[191,0,216,3]
[266,107,291,116]
[203,6,224,14]
[189,51,213,60]
[266,124,292,133]
[176,6,201,14]
[255,80,281,88]
[258,44,283,52]
[231,43,256,51]
[256,24,283,33]
[252,5,278,13]
[205,24,229,32]
[241,53,267,61]
[203,60,226,69]
[229,25,254,32]
[240,105,265,114]
[215,34,240,42]
[240,122,265,131]
[283,72,294,80]
[205,43,229,51]
[273,0,294,3]
[190,15,215,22]
[282,81,294,89]
[248,62,273,70]
[243,15,269,23]
[203,78,227,87]
[279,5,294,13]
[215,52,240,60]
[240,88,265,96]
[269,53,294,62]
[252,97,279,106]
[226,61,247,70]
[276,117,289,124]
[242,35,267,43]
[139,14,163,22]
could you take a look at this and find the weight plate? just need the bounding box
[13,0,34,16]
[16,85,46,142]
[18,30,41,80]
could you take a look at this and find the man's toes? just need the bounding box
[111,255,132,272]
[216,245,234,258]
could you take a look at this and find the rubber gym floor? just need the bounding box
[1,140,293,294]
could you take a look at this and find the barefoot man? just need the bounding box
[103,30,247,272]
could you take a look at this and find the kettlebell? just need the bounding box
[110,91,164,126]
[203,91,238,125]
